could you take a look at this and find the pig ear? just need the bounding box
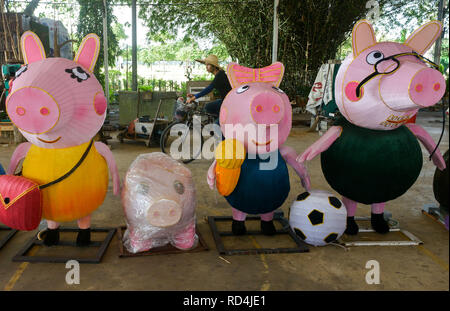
[404,21,442,55]
[74,33,100,72]
[227,62,285,88]
[352,20,377,57]
[21,31,46,64]
[227,62,250,88]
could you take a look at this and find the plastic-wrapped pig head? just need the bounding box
[122,153,196,232]
[335,20,445,130]
[220,62,292,155]
[6,31,107,149]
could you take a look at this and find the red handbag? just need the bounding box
[0,140,93,231]
[0,175,41,231]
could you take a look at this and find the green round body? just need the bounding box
[433,149,449,210]
[321,118,423,204]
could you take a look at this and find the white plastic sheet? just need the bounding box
[122,153,198,253]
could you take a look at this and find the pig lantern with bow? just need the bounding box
[207,62,311,235]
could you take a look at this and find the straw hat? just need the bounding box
[195,54,223,70]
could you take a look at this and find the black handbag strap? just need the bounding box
[39,140,94,190]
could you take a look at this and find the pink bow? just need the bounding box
[227,62,285,88]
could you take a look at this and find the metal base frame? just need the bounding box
[0,226,18,251]
[117,225,209,257]
[340,216,423,247]
[12,227,116,264]
[207,211,309,255]
[422,204,448,228]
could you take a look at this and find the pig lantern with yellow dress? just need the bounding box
[4,31,121,246]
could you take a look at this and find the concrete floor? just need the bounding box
[0,111,448,291]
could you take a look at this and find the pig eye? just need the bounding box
[65,66,90,82]
[138,183,149,194]
[15,65,28,78]
[366,51,384,65]
[237,85,250,94]
[173,180,184,194]
[272,86,284,93]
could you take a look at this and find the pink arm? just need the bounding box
[94,142,121,195]
[296,126,343,163]
[207,160,217,190]
[7,142,32,175]
[406,123,446,171]
[280,145,311,191]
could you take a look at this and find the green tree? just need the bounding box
[378,0,449,75]
[378,0,448,34]
[137,0,394,98]
[77,0,119,89]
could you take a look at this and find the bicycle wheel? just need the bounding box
[160,121,203,164]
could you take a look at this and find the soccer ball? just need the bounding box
[289,190,347,246]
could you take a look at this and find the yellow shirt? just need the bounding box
[22,141,108,222]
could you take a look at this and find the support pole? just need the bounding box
[272,0,279,63]
[131,0,137,91]
[433,0,445,67]
[103,0,109,106]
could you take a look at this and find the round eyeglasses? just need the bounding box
[355,51,440,98]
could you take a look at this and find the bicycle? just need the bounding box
[160,100,219,164]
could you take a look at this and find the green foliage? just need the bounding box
[378,0,448,34]
[191,73,213,81]
[297,84,312,98]
[137,0,383,98]
[138,85,153,92]
[77,0,119,89]
[138,36,229,64]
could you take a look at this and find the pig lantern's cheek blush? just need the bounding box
[345,81,364,101]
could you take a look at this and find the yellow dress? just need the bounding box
[22,141,109,222]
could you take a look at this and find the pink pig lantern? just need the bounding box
[4,31,121,246]
[207,62,311,236]
[297,20,446,235]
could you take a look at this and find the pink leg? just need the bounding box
[174,222,197,250]
[232,208,247,221]
[77,215,91,229]
[260,211,275,221]
[371,202,385,214]
[129,230,153,253]
[342,196,357,217]
[47,220,60,229]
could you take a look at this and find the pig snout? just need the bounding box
[250,91,284,125]
[146,199,182,228]
[409,68,445,107]
[380,62,445,111]
[7,87,60,134]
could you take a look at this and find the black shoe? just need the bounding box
[261,220,276,236]
[231,220,247,235]
[371,213,390,234]
[345,216,359,235]
[76,228,91,246]
[43,228,60,246]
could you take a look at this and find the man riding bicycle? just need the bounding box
[186,54,231,119]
